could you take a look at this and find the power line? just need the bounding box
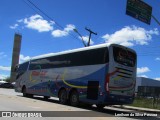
[27,0,64,30]
[21,0,160,55]
[22,0,83,46]
[22,0,41,15]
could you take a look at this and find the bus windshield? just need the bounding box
[113,46,136,67]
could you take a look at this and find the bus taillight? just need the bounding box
[105,74,110,94]
[105,69,119,93]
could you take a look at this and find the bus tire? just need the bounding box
[22,86,28,97]
[28,94,33,98]
[59,89,67,104]
[44,96,50,100]
[96,104,105,109]
[70,90,79,107]
[81,103,92,108]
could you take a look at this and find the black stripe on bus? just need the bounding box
[117,71,132,76]
[116,67,133,72]
[117,75,131,79]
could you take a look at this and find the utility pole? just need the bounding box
[85,27,97,46]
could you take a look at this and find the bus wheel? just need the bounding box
[22,86,28,97]
[70,90,79,106]
[96,104,105,109]
[59,89,67,104]
[28,94,33,98]
[44,96,50,100]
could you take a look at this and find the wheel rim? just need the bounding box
[70,91,79,106]
[60,90,67,104]
[72,94,78,103]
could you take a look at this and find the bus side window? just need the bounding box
[16,62,29,79]
[14,65,19,72]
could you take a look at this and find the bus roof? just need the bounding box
[31,43,111,60]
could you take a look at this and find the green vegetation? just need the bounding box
[4,77,11,83]
[129,97,160,110]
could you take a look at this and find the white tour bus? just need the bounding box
[15,43,137,109]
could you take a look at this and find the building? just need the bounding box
[135,77,160,97]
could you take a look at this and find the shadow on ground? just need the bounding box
[17,95,160,119]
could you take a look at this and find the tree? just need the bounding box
[4,77,11,83]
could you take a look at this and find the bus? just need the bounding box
[15,44,137,109]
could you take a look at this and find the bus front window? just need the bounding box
[113,47,136,67]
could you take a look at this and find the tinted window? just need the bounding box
[18,62,29,72]
[113,47,136,67]
[29,47,109,70]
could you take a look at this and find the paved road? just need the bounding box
[0,88,158,120]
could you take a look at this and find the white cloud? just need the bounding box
[102,26,159,47]
[11,15,76,39]
[138,75,148,78]
[10,24,19,29]
[155,57,160,61]
[155,78,160,81]
[52,24,75,37]
[19,54,31,63]
[0,66,11,71]
[0,74,9,80]
[64,24,75,32]
[137,67,150,74]
[21,14,54,32]
[0,52,7,59]
[52,30,68,37]
[32,53,54,60]
[17,19,23,23]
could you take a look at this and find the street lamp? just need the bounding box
[73,29,87,47]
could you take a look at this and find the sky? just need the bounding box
[0,0,160,80]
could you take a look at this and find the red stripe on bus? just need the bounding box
[105,69,119,92]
